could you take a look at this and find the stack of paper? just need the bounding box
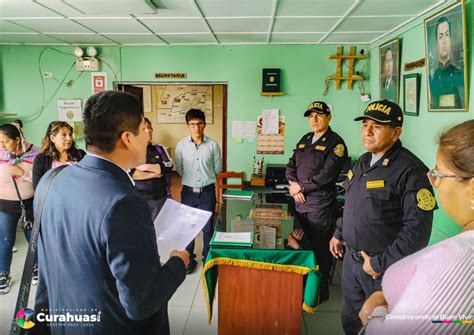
[222,190,254,199]
[210,231,253,247]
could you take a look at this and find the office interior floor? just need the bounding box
[0,173,345,334]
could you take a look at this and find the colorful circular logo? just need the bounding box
[15,308,35,329]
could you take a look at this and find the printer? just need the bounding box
[265,164,287,187]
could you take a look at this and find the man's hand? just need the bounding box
[291,228,304,241]
[288,180,301,196]
[329,237,344,258]
[287,229,304,249]
[361,251,381,280]
[293,192,305,203]
[170,249,189,267]
[359,291,387,326]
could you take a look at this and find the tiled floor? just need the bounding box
[0,232,345,335]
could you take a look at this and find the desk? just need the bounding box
[202,194,321,334]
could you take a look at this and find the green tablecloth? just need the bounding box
[201,247,321,324]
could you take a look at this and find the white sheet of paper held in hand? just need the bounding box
[153,199,212,263]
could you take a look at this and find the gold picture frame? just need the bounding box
[379,39,400,104]
[424,1,468,112]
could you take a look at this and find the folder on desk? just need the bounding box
[210,231,254,247]
[222,190,254,199]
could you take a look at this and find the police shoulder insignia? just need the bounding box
[416,188,436,211]
[334,144,345,157]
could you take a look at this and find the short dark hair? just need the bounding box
[384,47,392,56]
[0,123,21,141]
[83,91,143,153]
[185,109,206,123]
[435,16,451,41]
[438,120,474,178]
[12,119,23,129]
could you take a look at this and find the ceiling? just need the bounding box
[0,0,447,46]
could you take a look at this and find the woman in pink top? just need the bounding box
[359,120,474,334]
[0,123,40,294]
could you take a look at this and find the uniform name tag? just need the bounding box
[298,144,305,149]
[315,145,326,151]
[366,180,385,189]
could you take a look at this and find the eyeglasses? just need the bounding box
[188,122,205,127]
[427,168,473,188]
[308,113,328,119]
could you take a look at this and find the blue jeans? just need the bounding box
[0,211,35,275]
[181,188,215,261]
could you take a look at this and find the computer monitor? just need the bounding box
[265,164,287,187]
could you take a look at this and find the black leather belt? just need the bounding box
[182,184,215,193]
[346,244,375,264]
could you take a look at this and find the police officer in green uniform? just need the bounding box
[430,16,464,109]
[329,100,436,335]
[286,101,348,302]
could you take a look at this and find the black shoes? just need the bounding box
[185,259,198,274]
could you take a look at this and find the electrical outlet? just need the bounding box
[43,72,53,79]
[75,57,100,71]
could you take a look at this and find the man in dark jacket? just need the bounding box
[286,100,348,303]
[329,100,436,335]
[33,91,189,335]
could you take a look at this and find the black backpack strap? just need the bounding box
[10,165,67,335]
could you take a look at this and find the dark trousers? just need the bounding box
[180,188,215,261]
[297,211,335,286]
[341,251,383,335]
[147,196,168,222]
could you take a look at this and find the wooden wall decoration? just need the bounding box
[328,46,366,90]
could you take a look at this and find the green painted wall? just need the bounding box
[369,0,473,243]
[119,44,369,170]
[0,0,472,244]
[0,44,369,170]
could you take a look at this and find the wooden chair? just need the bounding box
[215,171,244,204]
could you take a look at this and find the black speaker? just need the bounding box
[262,68,281,93]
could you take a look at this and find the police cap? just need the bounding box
[354,99,403,127]
[304,101,330,117]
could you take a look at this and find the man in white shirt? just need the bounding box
[175,109,222,274]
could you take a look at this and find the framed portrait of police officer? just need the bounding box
[425,1,468,112]
[379,39,400,104]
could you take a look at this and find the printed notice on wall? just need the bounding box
[232,121,256,139]
[57,99,82,122]
[257,116,285,154]
[262,109,279,134]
